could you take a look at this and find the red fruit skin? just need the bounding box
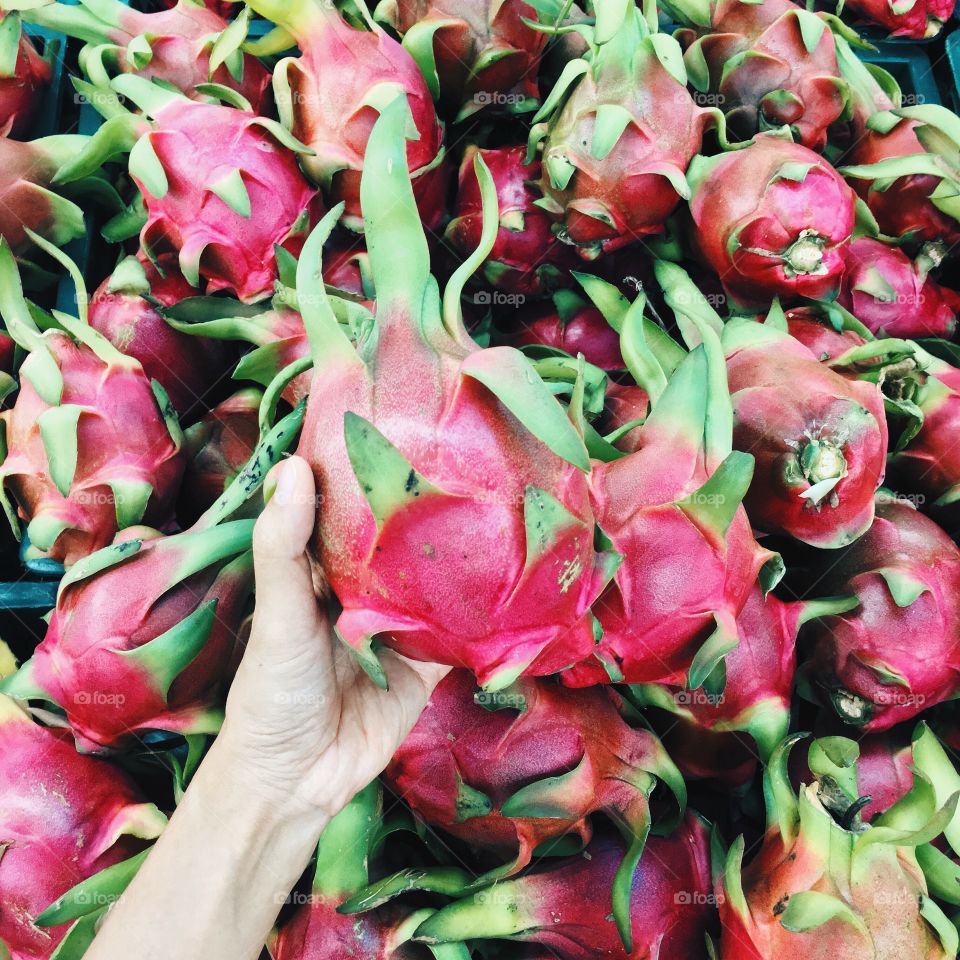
[676,0,847,150]
[0,700,163,960]
[838,237,960,340]
[157,0,238,16]
[500,301,624,371]
[845,120,960,247]
[599,382,649,453]
[384,0,546,111]
[726,329,888,548]
[322,234,372,300]
[108,2,271,111]
[804,498,960,731]
[784,310,867,361]
[386,670,675,870]
[562,436,773,689]
[0,23,51,139]
[89,259,235,419]
[178,389,261,527]
[0,331,15,374]
[446,146,578,296]
[0,335,185,567]
[842,0,952,36]
[27,532,251,751]
[689,138,856,306]
[138,99,322,303]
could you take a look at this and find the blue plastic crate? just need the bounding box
[946,30,960,112]
[22,25,66,139]
[859,42,942,105]
[0,579,59,610]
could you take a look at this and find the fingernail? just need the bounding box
[274,459,298,506]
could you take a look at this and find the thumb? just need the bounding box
[250,456,325,653]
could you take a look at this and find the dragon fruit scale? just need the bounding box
[56,75,322,304]
[668,0,851,150]
[294,97,616,691]
[9,0,271,111]
[375,669,685,950]
[688,135,857,306]
[0,237,185,568]
[413,816,714,960]
[800,494,960,732]
[445,145,579,298]
[243,0,446,233]
[718,733,959,960]
[0,518,256,751]
[0,695,167,960]
[0,12,52,139]
[527,4,719,259]
[89,255,236,419]
[374,0,548,120]
[561,276,781,692]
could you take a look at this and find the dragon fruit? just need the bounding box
[500,292,624,371]
[157,0,238,15]
[322,232,374,301]
[599,381,649,453]
[528,4,719,258]
[842,0,953,37]
[374,0,547,118]
[629,586,857,760]
[446,146,578,297]
[688,135,857,306]
[784,307,868,361]
[89,255,235,418]
[0,238,185,568]
[0,134,86,268]
[667,0,850,150]
[377,670,684,947]
[177,388,261,527]
[243,0,446,232]
[295,98,615,690]
[0,694,166,960]
[561,275,780,692]
[841,105,960,249]
[413,816,714,959]
[0,13,52,139]
[718,733,959,960]
[56,75,322,303]
[801,494,960,731]
[11,0,271,110]
[0,517,254,751]
[838,237,960,340]
[719,311,888,548]
[275,783,468,960]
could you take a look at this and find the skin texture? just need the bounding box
[84,457,448,960]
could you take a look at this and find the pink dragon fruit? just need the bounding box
[688,135,857,306]
[719,734,958,960]
[0,517,255,751]
[177,388,261,527]
[57,76,322,303]
[529,5,719,259]
[668,0,851,150]
[599,381,649,453]
[500,292,624,371]
[445,146,578,297]
[838,237,960,339]
[275,783,468,960]
[0,13,52,138]
[561,281,780,691]
[784,307,868,361]
[14,0,271,110]
[801,495,960,731]
[413,817,714,959]
[0,134,85,266]
[374,0,547,118]
[843,0,953,37]
[89,255,236,418]
[841,105,960,248]
[0,694,166,960]
[243,0,446,232]
[0,238,185,568]
[295,98,615,690]
[378,670,684,947]
[722,314,888,547]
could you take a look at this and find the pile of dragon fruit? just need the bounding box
[3,0,960,955]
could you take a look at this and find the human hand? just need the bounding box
[217,455,449,822]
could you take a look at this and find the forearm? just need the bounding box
[85,733,328,960]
